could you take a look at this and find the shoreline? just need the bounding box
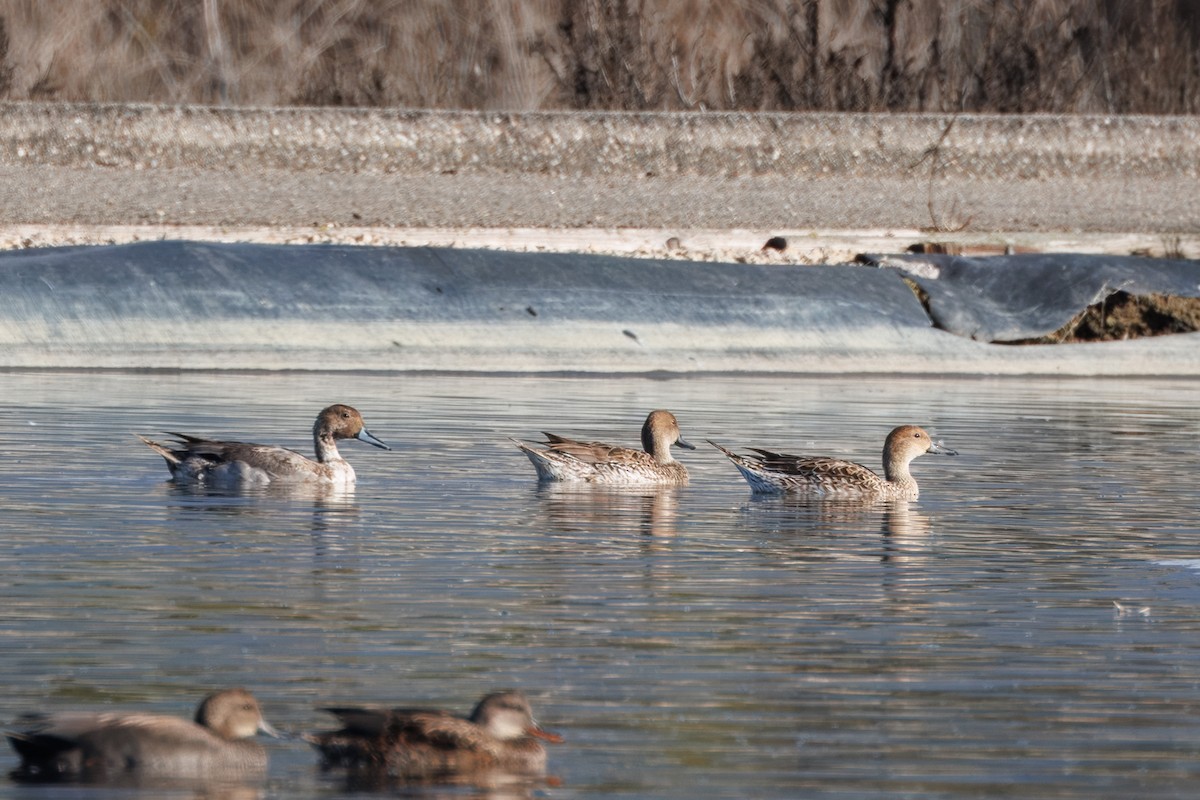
[0,224,1191,265]
[2,238,1198,376]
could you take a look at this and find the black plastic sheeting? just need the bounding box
[861,252,1200,342]
[0,240,929,332]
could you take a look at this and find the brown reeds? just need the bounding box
[1,0,1197,112]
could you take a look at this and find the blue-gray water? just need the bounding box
[2,370,1200,799]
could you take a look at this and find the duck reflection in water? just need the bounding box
[149,475,365,553]
[746,495,932,556]
[534,482,682,539]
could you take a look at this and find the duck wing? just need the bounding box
[317,707,395,738]
[750,451,885,490]
[9,712,225,777]
[391,711,495,754]
[163,435,315,473]
[539,433,629,464]
[8,711,104,755]
[319,706,469,744]
[319,707,494,755]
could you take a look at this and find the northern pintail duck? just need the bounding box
[7,688,279,782]
[710,425,957,500]
[138,404,390,487]
[514,409,695,485]
[309,690,562,778]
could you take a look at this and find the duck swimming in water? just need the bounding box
[514,409,695,486]
[7,688,279,782]
[138,404,389,488]
[308,690,562,779]
[710,424,956,500]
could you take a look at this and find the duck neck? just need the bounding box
[882,450,915,491]
[313,429,343,464]
[642,429,674,465]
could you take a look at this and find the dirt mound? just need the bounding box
[1012,292,1200,344]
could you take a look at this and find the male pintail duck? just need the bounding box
[308,689,562,778]
[138,404,390,487]
[7,688,280,782]
[710,425,957,500]
[514,409,695,485]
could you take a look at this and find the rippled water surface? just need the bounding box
[3,370,1200,799]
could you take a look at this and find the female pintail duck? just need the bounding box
[138,404,390,487]
[7,688,280,781]
[513,409,695,486]
[710,425,957,500]
[308,689,562,778]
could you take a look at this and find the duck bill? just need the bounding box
[526,725,564,744]
[928,440,958,456]
[356,428,392,451]
[258,719,285,739]
[674,436,697,451]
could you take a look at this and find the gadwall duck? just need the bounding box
[710,425,957,500]
[309,690,562,779]
[514,409,695,485]
[7,688,279,782]
[138,404,389,487]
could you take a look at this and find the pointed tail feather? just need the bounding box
[135,433,182,466]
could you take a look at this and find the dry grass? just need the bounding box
[1,0,1198,112]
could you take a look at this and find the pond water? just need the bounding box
[2,369,1200,799]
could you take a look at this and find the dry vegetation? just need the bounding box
[0,0,1198,112]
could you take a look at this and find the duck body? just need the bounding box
[138,404,389,488]
[310,690,561,779]
[515,409,695,486]
[7,689,278,782]
[711,425,956,500]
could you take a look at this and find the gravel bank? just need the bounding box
[1,104,1198,261]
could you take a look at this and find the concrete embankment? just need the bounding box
[2,240,1198,375]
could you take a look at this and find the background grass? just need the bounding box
[1,0,1198,112]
